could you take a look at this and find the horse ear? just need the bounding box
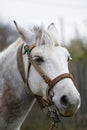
[13,21,35,45]
[47,23,61,46]
[47,23,58,32]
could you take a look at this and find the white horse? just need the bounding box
[0,22,81,130]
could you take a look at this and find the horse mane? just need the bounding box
[0,38,22,57]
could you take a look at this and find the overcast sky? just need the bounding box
[0,0,87,44]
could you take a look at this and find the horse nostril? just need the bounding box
[60,95,69,106]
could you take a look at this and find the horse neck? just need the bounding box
[0,38,35,129]
[0,38,22,60]
[0,38,24,93]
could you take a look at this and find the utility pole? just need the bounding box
[59,17,65,44]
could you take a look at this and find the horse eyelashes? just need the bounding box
[34,56,44,65]
[67,56,72,62]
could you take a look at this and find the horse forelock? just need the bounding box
[33,25,59,47]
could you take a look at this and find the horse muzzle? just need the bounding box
[53,92,81,117]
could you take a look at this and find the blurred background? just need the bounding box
[0,0,87,130]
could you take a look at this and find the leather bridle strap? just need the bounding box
[28,55,73,89]
[28,55,52,85]
[49,73,73,88]
[47,73,73,101]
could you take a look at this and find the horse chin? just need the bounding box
[56,106,77,117]
[53,101,77,117]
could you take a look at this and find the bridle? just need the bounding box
[28,54,73,101]
[24,44,73,99]
[17,42,74,107]
[17,43,74,129]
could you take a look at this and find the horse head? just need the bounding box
[14,21,81,117]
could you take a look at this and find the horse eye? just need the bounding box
[34,56,44,65]
[67,56,72,62]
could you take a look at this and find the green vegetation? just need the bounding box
[68,39,87,62]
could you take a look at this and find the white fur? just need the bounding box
[0,22,81,130]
